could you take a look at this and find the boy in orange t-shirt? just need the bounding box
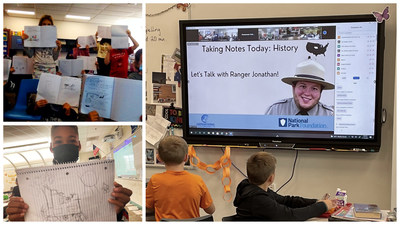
[146,136,215,221]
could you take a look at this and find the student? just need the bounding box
[26,98,78,121]
[72,40,90,59]
[233,151,336,221]
[6,125,133,221]
[95,32,111,76]
[128,49,142,80]
[104,29,139,78]
[22,15,62,79]
[146,136,215,221]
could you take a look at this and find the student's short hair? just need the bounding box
[247,152,277,185]
[39,15,54,26]
[51,126,79,138]
[157,136,188,165]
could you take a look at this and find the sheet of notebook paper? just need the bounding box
[16,160,115,221]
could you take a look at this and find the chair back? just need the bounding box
[14,79,39,110]
[222,214,243,221]
[161,214,214,222]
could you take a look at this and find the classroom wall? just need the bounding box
[146,3,397,221]
[3,16,144,49]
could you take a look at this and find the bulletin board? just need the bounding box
[146,4,190,108]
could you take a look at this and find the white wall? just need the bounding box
[3,16,145,49]
[146,3,396,221]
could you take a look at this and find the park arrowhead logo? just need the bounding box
[279,118,287,127]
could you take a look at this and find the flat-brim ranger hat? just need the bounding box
[281,59,335,90]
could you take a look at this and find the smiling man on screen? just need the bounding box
[265,59,334,116]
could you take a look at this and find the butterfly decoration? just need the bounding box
[177,3,190,12]
[373,6,389,23]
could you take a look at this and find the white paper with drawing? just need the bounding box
[36,73,81,107]
[16,160,115,221]
[77,35,97,48]
[110,78,142,121]
[80,75,114,118]
[24,26,57,48]
[77,56,97,71]
[3,59,12,80]
[98,26,111,39]
[111,25,128,49]
[59,59,84,76]
[12,56,34,74]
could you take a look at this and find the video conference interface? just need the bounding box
[184,21,378,140]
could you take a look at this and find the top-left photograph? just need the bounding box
[3,3,143,122]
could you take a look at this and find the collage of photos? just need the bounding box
[2,2,397,223]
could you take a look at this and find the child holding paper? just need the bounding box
[6,125,133,221]
[146,136,215,221]
[22,15,62,79]
[104,29,139,78]
[95,32,111,76]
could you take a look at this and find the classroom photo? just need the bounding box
[3,3,143,122]
[145,3,396,222]
[3,125,143,222]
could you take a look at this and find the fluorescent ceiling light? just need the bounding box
[7,10,35,15]
[4,143,50,155]
[65,15,91,20]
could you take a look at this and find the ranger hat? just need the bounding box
[281,59,335,90]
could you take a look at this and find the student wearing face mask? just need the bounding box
[6,126,133,221]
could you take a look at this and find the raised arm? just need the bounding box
[126,29,139,51]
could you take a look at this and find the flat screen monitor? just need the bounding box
[180,14,384,151]
[113,136,138,178]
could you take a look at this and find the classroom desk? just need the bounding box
[307,210,391,222]
[125,201,142,221]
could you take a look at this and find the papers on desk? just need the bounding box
[36,73,81,107]
[77,35,97,48]
[146,115,171,146]
[111,25,129,49]
[24,26,57,48]
[330,203,388,222]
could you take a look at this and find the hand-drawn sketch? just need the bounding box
[16,160,116,221]
[40,185,86,221]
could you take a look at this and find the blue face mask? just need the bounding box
[139,65,142,72]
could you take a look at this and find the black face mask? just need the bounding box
[52,144,79,164]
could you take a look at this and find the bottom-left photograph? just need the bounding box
[3,125,142,222]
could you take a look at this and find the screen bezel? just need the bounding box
[180,14,384,151]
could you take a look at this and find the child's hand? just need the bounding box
[21,33,29,40]
[320,199,337,211]
[126,29,131,36]
[56,40,62,49]
[36,99,48,108]
[88,110,100,121]
[6,197,29,221]
[86,45,90,49]
[63,103,71,116]
[108,182,133,213]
